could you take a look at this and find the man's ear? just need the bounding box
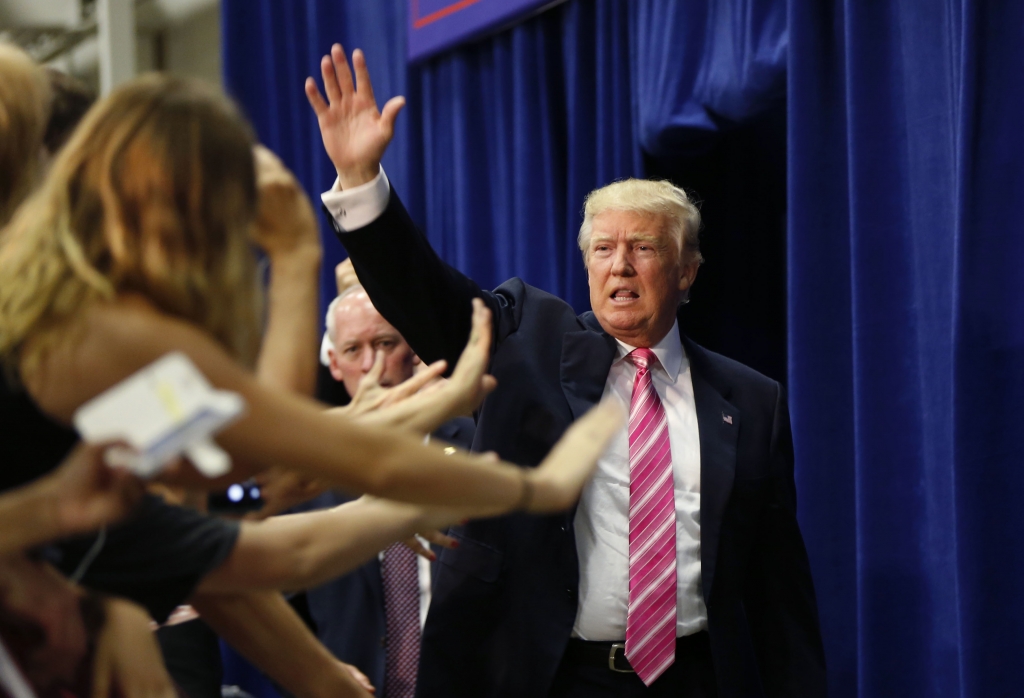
[678,259,700,293]
[327,349,344,382]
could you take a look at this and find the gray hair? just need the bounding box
[320,284,368,365]
[577,178,703,266]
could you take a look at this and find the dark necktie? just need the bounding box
[382,542,420,698]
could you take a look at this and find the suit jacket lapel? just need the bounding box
[682,334,739,604]
[558,314,617,567]
[559,313,617,421]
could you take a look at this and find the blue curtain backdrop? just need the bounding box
[788,1,1024,696]
[221,1,1024,696]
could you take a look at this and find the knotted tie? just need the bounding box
[382,543,420,698]
[625,347,677,686]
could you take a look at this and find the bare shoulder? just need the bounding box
[25,296,252,421]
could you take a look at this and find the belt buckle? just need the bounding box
[608,643,634,673]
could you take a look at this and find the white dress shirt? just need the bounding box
[572,324,707,640]
[321,169,707,640]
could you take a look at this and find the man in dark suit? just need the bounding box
[305,45,825,698]
[294,416,473,697]
[299,284,475,698]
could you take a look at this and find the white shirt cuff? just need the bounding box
[320,166,391,232]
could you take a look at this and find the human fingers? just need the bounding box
[364,349,386,385]
[531,399,624,512]
[106,466,145,515]
[320,54,343,104]
[379,95,406,140]
[470,298,492,350]
[304,77,329,116]
[253,145,286,184]
[351,49,376,104]
[451,300,491,376]
[389,360,446,400]
[341,662,375,693]
[402,536,436,561]
[418,529,458,550]
[331,43,355,96]
[480,374,498,396]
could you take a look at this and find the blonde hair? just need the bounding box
[0,74,262,379]
[0,42,50,228]
[577,178,703,266]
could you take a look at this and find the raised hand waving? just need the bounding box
[305,44,405,189]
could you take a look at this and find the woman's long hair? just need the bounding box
[0,74,262,380]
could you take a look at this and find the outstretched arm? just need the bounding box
[196,496,449,593]
[306,45,492,370]
[0,443,142,554]
[191,590,373,697]
[30,290,621,515]
[252,147,322,396]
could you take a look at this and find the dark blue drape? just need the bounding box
[222,1,1024,696]
[789,1,1024,696]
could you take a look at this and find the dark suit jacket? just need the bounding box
[332,193,826,698]
[294,417,475,694]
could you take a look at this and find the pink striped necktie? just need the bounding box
[625,347,678,686]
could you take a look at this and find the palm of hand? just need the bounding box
[305,45,405,187]
[319,98,389,175]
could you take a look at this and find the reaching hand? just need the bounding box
[341,349,448,419]
[444,298,499,417]
[44,443,145,539]
[526,400,625,513]
[339,661,375,694]
[251,145,321,260]
[246,468,327,520]
[305,44,405,189]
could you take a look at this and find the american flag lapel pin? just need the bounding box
[722,413,733,425]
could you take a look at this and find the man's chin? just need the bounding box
[594,309,647,336]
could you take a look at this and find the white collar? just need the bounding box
[612,319,684,383]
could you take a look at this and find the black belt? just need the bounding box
[563,632,710,674]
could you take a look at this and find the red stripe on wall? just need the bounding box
[412,0,482,30]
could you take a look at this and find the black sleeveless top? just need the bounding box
[1,377,240,621]
[0,377,79,491]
